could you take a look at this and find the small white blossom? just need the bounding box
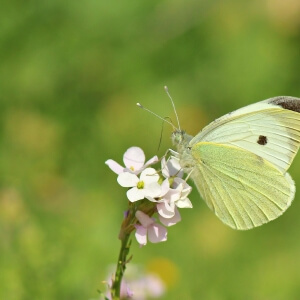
[156,177,192,219]
[161,156,183,179]
[172,177,193,208]
[117,168,161,202]
[105,146,158,175]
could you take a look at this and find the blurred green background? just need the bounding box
[1,0,300,299]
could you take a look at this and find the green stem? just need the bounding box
[111,232,131,300]
[110,200,156,299]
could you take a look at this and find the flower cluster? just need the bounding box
[106,146,192,246]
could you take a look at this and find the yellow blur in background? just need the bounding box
[1,0,300,299]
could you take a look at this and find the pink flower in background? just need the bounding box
[105,264,165,300]
[128,273,165,300]
[105,146,158,175]
[135,211,167,246]
[117,168,162,202]
[105,279,133,300]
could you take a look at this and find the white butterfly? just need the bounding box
[172,96,300,230]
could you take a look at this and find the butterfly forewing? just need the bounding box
[190,97,300,173]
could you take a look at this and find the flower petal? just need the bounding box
[148,223,167,243]
[173,177,192,191]
[160,179,170,196]
[140,168,159,184]
[176,197,193,208]
[173,178,192,199]
[144,182,162,198]
[162,157,183,178]
[159,207,181,227]
[164,188,181,202]
[127,187,145,202]
[105,159,124,175]
[136,210,154,228]
[144,155,159,168]
[117,172,139,187]
[145,179,169,202]
[145,274,166,297]
[123,147,145,171]
[157,201,175,218]
[161,157,167,176]
[120,281,133,299]
[135,225,148,246]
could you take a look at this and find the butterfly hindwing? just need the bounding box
[190,142,295,230]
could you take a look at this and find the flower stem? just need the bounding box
[110,201,156,299]
[111,203,137,300]
[111,231,131,300]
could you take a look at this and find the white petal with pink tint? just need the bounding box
[105,159,124,175]
[176,198,193,208]
[135,225,148,246]
[160,179,170,196]
[106,146,159,176]
[157,201,175,218]
[123,147,145,171]
[144,155,159,168]
[145,182,162,198]
[136,211,154,228]
[162,157,183,178]
[135,211,167,246]
[140,168,159,184]
[148,223,167,243]
[117,172,139,187]
[127,188,145,202]
[159,207,181,227]
[145,179,170,203]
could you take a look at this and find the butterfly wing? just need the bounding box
[190,142,295,230]
[191,96,300,173]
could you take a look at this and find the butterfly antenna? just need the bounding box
[157,119,165,153]
[137,103,176,130]
[164,86,181,131]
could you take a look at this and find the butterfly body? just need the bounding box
[172,96,300,230]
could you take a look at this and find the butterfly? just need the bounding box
[171,96,300,230]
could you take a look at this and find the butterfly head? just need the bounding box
[172,130,193,152]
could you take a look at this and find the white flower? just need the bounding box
[159,207,181,227]
[172,177,193,208]
[161,156,183,179]
[117,168,161,202]
[156,177,193,219]
[105,146,158,175]
[135,211,167,246]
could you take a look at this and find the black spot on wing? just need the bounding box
[269,96,300,113]
[257,135,268,145]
